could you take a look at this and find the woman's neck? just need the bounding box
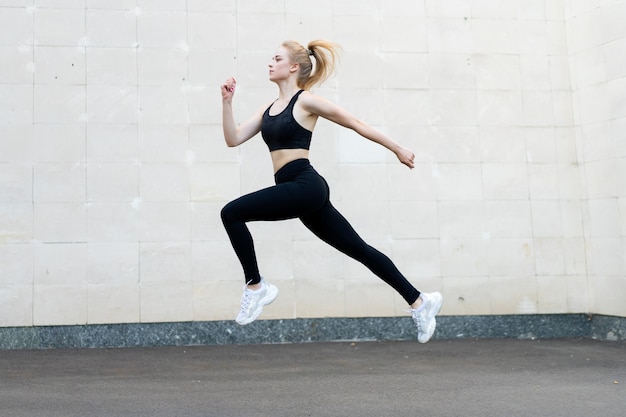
[275,80,301,100]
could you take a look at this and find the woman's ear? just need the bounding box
[290,62,300,73]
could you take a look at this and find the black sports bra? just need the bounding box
[261,90,312,151]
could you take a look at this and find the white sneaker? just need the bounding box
[235,280,278,325]
[411,292,443,343]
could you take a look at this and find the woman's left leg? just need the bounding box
[300,196,443,343]
[300,199,420,305]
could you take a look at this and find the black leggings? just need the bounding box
[220,158,420,305]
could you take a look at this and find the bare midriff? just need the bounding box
[270,148,310,173]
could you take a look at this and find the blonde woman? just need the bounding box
[220,40,442,343]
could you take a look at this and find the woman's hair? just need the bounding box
[282,40,341,90]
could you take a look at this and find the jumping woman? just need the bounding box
[220,40,443,343]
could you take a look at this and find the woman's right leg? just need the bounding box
[221,179,325,285]
[221,186,289,285]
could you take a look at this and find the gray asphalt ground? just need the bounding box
[1,338,625,417]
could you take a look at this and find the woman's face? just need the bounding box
[268,47,296,82]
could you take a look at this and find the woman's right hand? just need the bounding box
[221,77,237,101]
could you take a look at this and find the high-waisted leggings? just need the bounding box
[220,158,420,305]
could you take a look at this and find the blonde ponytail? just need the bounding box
[281,40,341,90]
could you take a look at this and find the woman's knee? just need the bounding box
[220,201,238,224]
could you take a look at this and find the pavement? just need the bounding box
[1,338,625,417]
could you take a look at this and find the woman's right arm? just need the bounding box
[221,77,264,147]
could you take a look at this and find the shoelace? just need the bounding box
[239,280,261,314]
[239,289,253,313]
[409,304,430,334]
[239,280,255,313]
[412,311,424,333]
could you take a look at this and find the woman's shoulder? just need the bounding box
[297,90,328,108]
[298,90,338,114]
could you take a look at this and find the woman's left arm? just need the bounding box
[301,93,415,169]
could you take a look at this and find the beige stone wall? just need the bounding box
[0,0,624,327]
[566,0,626,317]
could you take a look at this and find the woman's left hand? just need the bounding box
[395,146,415,169]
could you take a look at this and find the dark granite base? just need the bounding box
[590,314,626,341]
[0,314,623,350]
